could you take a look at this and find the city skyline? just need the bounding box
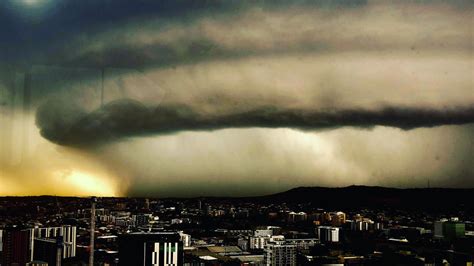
[0,189,473,265]
[0,0,473,197]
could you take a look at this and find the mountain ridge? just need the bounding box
[251,185,474,210]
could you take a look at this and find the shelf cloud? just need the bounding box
[36,99,474,147]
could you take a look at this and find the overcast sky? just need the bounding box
[0,0,473,197]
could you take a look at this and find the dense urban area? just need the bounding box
[1,187,473,266]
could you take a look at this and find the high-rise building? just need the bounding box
[133,214,151,227]
[433,219,465,240]
[250,236,270,250]
[264,236,296,266]
[288,212,307,223]
[350,218,375,231]
[254,229,273,237]
[321,212,332,224]
[266,226,281,235]
[434,219,448,238]
[317,226,341,243]
[144,199,150,210]
[237,238,249,251]
[1,228,32,266]
[118,232,183,266]
[33,237,62,266]
[353,214,363,222]
[284,238,318,250]
[444,222,465,240]
[251,229,273,250]
[331,212,346,226]
[34,226,76,259]
[178,232,191,248]
[0,229,3,253]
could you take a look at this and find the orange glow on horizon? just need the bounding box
[52,170,118,197]
[0,170,119,197]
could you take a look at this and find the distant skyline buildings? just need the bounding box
[0,193,473,265]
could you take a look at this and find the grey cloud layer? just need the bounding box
[36,99,474,146]
[39,1,472,68]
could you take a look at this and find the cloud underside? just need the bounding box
[36,99,474,146]
[51,2,472,68]
[25,1,474,149]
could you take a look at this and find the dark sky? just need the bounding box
[0,0,473,197]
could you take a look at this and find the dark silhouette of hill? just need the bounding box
[1,186,473,211]
[253,185,474,211]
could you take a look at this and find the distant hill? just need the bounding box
[1,186,473,211]
[253,185,474,211]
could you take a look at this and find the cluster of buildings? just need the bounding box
[0,196,473,265]
[434,218,466,240]
[0,225,76,266]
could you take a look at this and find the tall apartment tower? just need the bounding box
[33,236,63,266]
[1,227,32,266]
[118,232,183,266]
[317,226,341,243]
[34,225,77,258]
[264,236,296,266]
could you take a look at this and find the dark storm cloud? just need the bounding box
[0,0,368,65]
[1,0,470,68]
[36,99,474,146]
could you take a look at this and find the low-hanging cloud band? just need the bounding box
[36,99,474,146]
